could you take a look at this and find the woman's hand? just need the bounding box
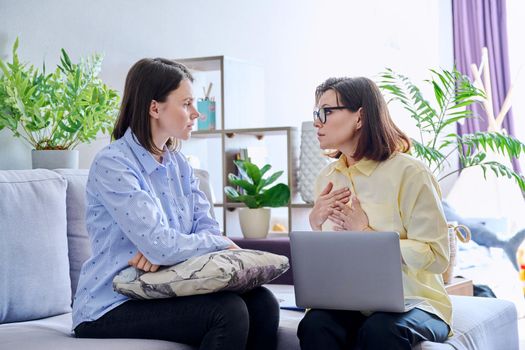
[309,182,351,230]
[222,236,241,250]
[328,195,371,231]
[129,252,160,272]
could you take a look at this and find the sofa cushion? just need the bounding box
[0,292,518,350]
[232,237,294,285]
[0,170,71,323]
[113,249,289,299]
[0,310,296,350]
[53,169,91,300]
[0,313,190,350]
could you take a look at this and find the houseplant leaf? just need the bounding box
[380,67,525,195]
[0,38,120,150]
[259,183,291,208]
[225,159,290,209]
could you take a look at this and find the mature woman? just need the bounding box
[72,58,279,350]
[299,77,451,350]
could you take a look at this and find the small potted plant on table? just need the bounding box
[224,159,290,239]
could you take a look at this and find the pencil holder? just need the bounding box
[197,99,216,130]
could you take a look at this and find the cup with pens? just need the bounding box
[197,83,216,130]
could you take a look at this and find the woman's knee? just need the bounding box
[242,287,280,350]
[244,286,279,316]
[297,310,332,338]
[249,287,278,306]
[210,292,250,332]
[358,314,408,348]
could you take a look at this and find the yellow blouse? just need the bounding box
[315,152,452,329]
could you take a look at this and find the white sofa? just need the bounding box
[0,169,519,349]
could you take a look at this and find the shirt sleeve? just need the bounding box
[398,169,449,274]
[188,166,222,236]
[90,152,230,266]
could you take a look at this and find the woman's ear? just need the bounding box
[356,107,364,130]
[149,100,160,120]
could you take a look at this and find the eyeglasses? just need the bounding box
[313,106,350,124]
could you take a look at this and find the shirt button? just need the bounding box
[153,240,158,245]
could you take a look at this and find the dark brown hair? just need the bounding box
[112,58,194,155]
[315,77,411,161]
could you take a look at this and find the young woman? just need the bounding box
[299,77,451,350]
[72,58,279,350]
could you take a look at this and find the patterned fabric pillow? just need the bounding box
[113,249,289,299]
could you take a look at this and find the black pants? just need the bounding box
[297,308,449,350]
[75,286,279,350]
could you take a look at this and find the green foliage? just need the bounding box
[224,160,291,209]
[0,38,120,150]
[379,67,525,192]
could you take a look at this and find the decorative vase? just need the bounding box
[238,208,271,239]
[32,150,79,169]
[297,121,331,203]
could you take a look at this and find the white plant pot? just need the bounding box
[238,208,271,239]
[32,150,79,169]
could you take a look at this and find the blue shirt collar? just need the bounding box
[123,128,173,175]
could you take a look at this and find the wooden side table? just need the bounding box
[445,276,474,296]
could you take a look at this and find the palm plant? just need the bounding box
[379,68,525,192]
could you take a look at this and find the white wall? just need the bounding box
[0,0,453,170]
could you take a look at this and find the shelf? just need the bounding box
[191,130,222,138]
[176,55,298,236]
[213,203,314,209]
[291,203,314,208]
[224,203,245,208]
[218,202,312,209]
[224,127,294,138]
[191,127,295,139]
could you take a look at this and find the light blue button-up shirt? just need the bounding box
[72,128,230,329]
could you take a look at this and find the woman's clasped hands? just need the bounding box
[129,236,240,272]
[309,182,370,231]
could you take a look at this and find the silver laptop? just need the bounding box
[290,231,423,313]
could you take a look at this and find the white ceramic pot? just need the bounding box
[32,150,79,169]
[238,208,271,239]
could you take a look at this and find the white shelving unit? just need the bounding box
[176,56,312,236]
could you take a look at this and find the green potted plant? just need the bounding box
[224,159,290,238]
[379,67,525,191]
[379,67,525,282]
[0,38,119,169]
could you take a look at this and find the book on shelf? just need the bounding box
[234,146,267,165]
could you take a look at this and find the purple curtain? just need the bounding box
[452,0,520,172]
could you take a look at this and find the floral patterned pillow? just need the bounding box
[113,249,289,299]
